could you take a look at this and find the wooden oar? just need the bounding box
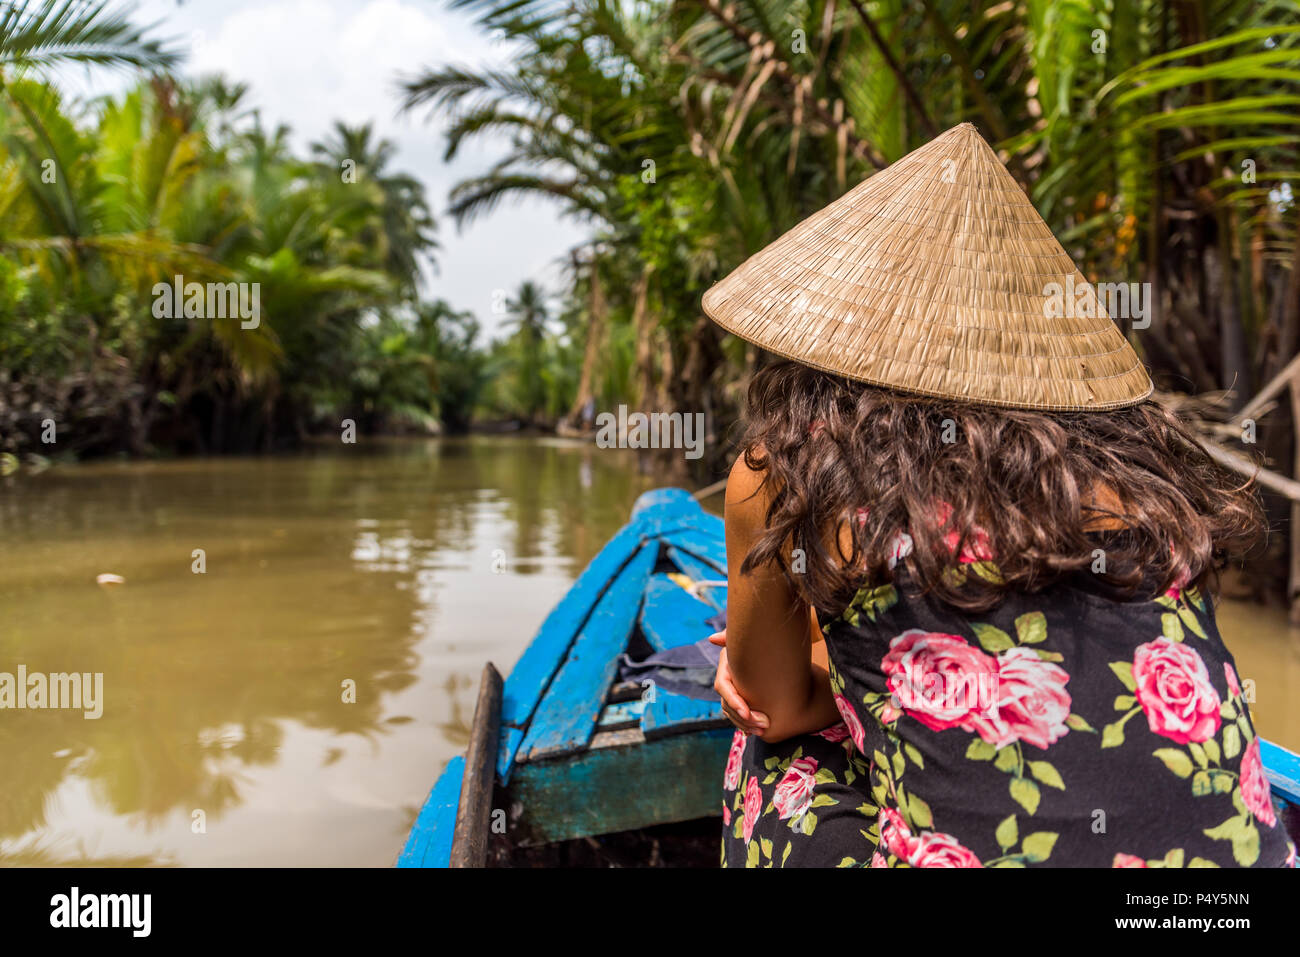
[693,478,727,500]
[449,662,503,867]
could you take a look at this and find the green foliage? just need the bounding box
[0,53,453,452]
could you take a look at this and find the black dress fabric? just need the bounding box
[721,553,1297,868]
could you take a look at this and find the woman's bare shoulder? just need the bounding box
[725,448,771,524]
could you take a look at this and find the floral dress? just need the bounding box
[721,541,1297,868]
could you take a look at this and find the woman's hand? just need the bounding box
[709,630,770,736]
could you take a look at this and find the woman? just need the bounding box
[703,124,1296,868]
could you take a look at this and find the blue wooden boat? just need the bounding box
[399,487,1300,867]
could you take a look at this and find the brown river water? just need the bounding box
[0,436,1297,866]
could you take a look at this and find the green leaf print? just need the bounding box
[1014,611,1047,644]
[995,814,1018,850]
[1010,777,1041,815]
[903,742,925,769]
[908,792,933,828]
[994,745,1019,773]
[1189,742,1208,768]
[1109,661,1137,691]
[972,623,1014,654]
[1223,724,1241,759]
[1152,748,1195,778]
[1114,694,1137,711]
[1191,771,1212,796]
[1190,770,1235,798]
[1232,822,1260,867]
[1102,708,1140,748]
[746,839,760,867]
[966,739,997,760]
[968,561,1004,584]
[1021,832,1059,863]
[1161,613,1184,642]
[1028,760,1065,790]
[843,584,898,624]
[1065,713,1096,732]
[1177,605,1208,640]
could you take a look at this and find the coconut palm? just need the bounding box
[0,0,178,77]
[309,121,438,292]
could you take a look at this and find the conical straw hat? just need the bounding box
[702,123,1153,411]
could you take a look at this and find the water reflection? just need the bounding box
[0,437,665,865]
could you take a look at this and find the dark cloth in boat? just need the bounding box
[722,556,1298,868]
[619,637,720,702]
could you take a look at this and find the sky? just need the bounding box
[59,0,590,337]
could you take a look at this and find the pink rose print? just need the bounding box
[1224,662,1242,699]
[834,694,868,752]
[1112,853,1148,868]
[1165,549,1191,600]
[882,629,1000,734]
[1132,638,1221,744]
[742,775,762,843]
[870,851,888,868]
[818,722,851,744]
[887,531,914,569]
[934,501,993,563]
[773,756,819,821]
[990,647,1071,751]
[1286,844,1296,869]
[724,729,746,791]
[722,803,731,826]
[908,832,983,868]
[877,808,917,860]
[1239,736,1277,828]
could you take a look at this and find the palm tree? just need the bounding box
[309,121,438,292]
[0,0,178,77]
[502,280,549,425]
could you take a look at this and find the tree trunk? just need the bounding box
[632,265,657,411]
[563,258,606,431]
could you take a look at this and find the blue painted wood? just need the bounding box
[660,529,727,573]
[631,487,697,520]
[518,542,660,761]
[641,690,726,739]
[652,509,725,539]
[666,546,727,611]
[495,518,649,782]
[639,574,718,652]
[1260,738,1300,806]
[597,698,647,728]
[509,728,734,844]
[397,756,464,868]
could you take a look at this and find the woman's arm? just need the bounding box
[724,453,839,742]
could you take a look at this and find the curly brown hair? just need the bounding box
[737,361,1264,614]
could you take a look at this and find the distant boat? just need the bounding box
[399,488,1300,867]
